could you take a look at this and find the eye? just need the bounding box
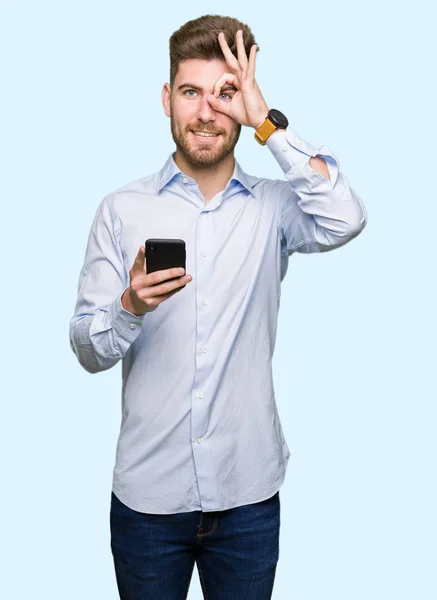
[184,89,197,97]
[219,92,232,101]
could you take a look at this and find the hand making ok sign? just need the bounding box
[206,29,270,130]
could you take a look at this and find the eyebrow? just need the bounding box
[177,83,237,93]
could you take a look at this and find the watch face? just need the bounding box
[268,109,289,129]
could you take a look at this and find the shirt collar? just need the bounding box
[156,152,255,197]
[156,153,182,192]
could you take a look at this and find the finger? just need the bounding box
[218,31,240,71]
[236,29,248,72]
[140,286,184,313]
[146,266,186,286]
[147,274,190,297]
[206,92,233,117]
[151,285,185,306]
[212,72,238,97]
[131,246,146,273]
[246,44,257,81]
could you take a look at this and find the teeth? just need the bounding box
[193,132,218,137]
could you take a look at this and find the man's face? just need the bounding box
[162,58,241,168]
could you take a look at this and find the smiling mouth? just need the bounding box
[191,130,221,140]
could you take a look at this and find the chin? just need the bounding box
[183,145,229,167]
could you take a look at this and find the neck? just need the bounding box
[174,150,235,204]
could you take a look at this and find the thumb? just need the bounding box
[131,245,146,273]
[206,94,232,117]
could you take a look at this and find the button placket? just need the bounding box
[191,210,213,460]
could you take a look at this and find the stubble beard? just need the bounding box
[170,116,241,168]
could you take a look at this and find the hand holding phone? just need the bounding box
[121,244,192,316]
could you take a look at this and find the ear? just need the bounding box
[162,83,171,117]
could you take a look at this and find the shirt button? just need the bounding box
[182,177,188,183]
[282,146,288,152]
[197,392,203,399]
[129,323,136,329]
[311,170,316,176]
[201,252,207,257]
[196,437,203,444]
[202,299,209,306]
[201,347,207,353]
[295,139,302,147]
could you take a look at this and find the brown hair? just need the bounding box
[169,15,259,87]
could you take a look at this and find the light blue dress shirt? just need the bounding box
[70,127,367,514]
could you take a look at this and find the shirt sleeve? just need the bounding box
[266,127,368,254]
[69,195,145,373]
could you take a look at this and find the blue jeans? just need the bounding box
[110,489,280,599]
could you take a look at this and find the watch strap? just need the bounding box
[254,118,277,146]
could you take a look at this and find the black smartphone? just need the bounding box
[145,238,186,287]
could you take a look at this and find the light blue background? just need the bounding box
[2,1,435,598]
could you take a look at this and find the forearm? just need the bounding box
[268,127,331,181]
[70,196,147,373]
[70,293,144,374]
[70,316,120,374]
[266,127,367,252]
[309,155,330,180]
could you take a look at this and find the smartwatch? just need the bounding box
[254,109,289,145]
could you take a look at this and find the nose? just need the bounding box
[197,94,216,123]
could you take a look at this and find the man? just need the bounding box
[70,14,367,600]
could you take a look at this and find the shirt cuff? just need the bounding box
[108,293,146,344]
[266,128,339,186]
